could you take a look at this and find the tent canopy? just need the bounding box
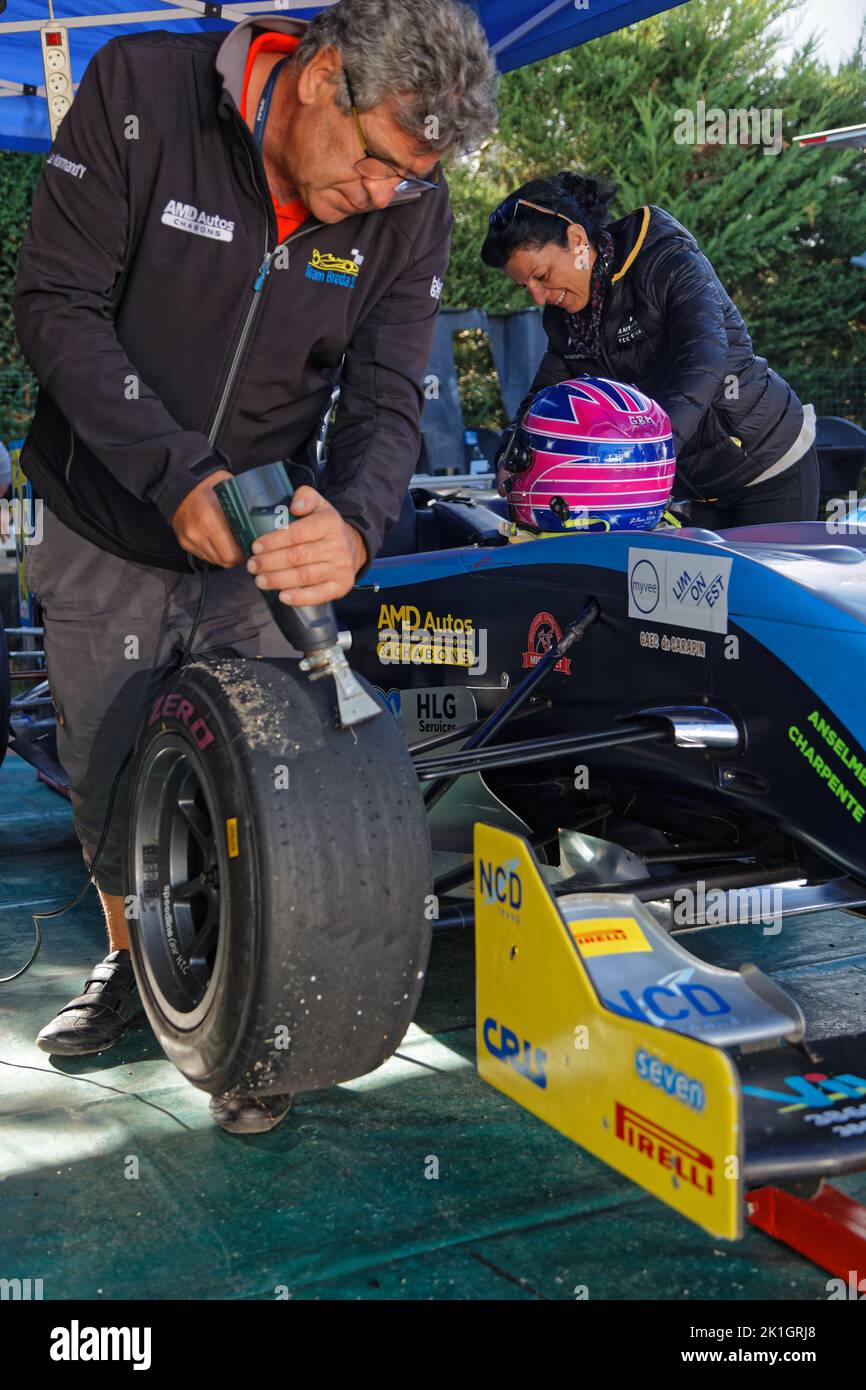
[0,0,688,152]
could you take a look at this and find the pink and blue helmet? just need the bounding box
[505,377,676,533]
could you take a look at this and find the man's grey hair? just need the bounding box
[294,0,499,157]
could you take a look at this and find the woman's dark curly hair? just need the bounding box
[480,171,617,269]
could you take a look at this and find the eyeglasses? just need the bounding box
[489,197,575,228]
[343,68,440,194]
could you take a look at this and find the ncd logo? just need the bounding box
[478,857,522,919]
[483,1018,547,1089]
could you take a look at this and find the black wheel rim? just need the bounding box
[130,736,226,1026]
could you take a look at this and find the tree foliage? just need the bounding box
[1,0,864,440]
[445,0,866,424]
[0,152,43,441]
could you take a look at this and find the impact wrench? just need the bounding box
[215,462,380,728]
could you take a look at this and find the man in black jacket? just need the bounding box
[13,0,497,1129]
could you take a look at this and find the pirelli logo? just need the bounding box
[581,926,628,945]
[615,1102,715,1195]
[567,915,652,958]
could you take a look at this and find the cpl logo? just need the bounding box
[478,858,522,913]
[483,1018,547,1089]
[630,558,660,614]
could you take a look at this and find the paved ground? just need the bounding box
[1,748,865,1300]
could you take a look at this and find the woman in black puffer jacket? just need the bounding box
[481,173,819,526]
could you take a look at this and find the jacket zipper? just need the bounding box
[207,136,321,449]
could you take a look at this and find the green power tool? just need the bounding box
[215,462,380,728]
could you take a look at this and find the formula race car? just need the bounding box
[336,485,866,1241]
[5,457,866,1248]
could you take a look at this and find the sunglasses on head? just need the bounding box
[488,197,576,229]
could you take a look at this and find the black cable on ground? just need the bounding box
[0,1055,194,1130]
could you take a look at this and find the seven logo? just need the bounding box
[635,1048,705,1110]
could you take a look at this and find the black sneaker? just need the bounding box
[209,1091,293,1135]
[36,949,144,1056]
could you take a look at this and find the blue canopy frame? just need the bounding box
[0,0,689,152]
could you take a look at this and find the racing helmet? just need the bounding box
[504,377,676,533]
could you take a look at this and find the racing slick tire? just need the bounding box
[123,655,433,1099]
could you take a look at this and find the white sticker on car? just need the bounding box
[375,686,477,747]
[627,547,732,634]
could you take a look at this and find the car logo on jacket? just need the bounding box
[305,247,363,289]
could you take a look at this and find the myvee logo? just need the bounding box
[629,557,660,613]
[671,565,726,611]
[50,1320,152,1370]
[161,199,235,242]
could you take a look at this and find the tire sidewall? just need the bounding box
[124,664,262,1091]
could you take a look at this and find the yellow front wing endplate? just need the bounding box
[474,823,743,1239]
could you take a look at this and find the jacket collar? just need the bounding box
[216,15,309,116]
[610,205,651,284]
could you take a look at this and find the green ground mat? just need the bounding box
[2,749,866,1301]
